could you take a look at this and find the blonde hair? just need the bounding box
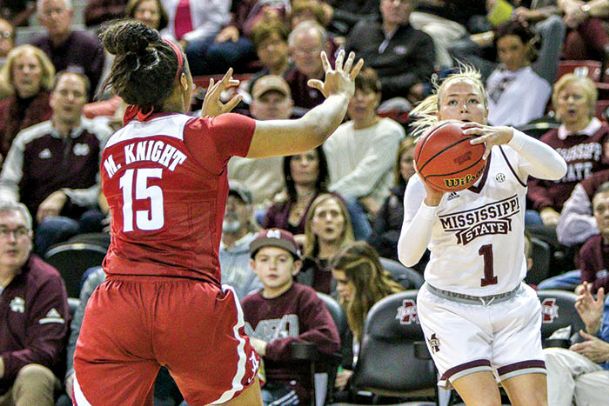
[303,193,354,258]
[410,65,487,137]
[0,45,55,96]
[552,73,597,119]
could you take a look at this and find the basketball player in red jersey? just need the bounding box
[72,20,362,405]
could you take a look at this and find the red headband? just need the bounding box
[163,39,184,81]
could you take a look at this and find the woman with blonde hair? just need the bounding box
[528,73,609,226]
[0,44,54,161]
[330,240,403,391]
[399,65,566,405]
[297,193,354,294]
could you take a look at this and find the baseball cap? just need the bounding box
[228,181,252,204]
[251,75,291,100]
[250,228,301,259]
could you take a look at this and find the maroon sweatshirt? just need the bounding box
[578,234,609,293]
[528,124,609,211]
[241,283,340,402]
[0,255,69,395]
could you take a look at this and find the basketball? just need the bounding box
[414,121,486,192]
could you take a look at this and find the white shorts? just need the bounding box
[417,282,546,388]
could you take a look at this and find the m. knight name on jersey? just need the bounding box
[102,139,188,178]
[439,195,520,245]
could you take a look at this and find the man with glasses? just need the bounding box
[0,71,112,254]
[0,200,69,406]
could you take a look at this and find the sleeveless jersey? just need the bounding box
[415,146,528,296]
[100,112,256,284]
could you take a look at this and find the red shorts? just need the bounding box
[72,276,259,405]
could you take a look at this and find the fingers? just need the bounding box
[350,57,364,80]
[343,51,355,73]
[320,51,331,73]
[221,68,234,86]
[307,78,324,93]
[223,94,243,113]
[335,49,345,71]
[598,287,605,303]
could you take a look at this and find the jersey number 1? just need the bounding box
[119,168,165,232]
[479,244,498,286]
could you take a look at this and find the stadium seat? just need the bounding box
[291,292,346,405]
[536,290,585,347]
[347,290,437,405]
[44,242,107,298]
[556,60,602,82]
[380,257,425,289]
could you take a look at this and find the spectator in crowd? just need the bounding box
[285,20,331,111]
[325,0,380,36]
[0,17,15,65]
[557,168,609,247]
[544,281,609,405]
[126,0,168,31]
[61,267,185,406]
[345,0,435,103]
[262,146,329,242]
[249,19,290,83]
[539,180,609,291]
[243,228,340,405]
[323,67,405,239]
[330,240,403,392]
[290,0,331,29]
[528,74,609,226]
[559,0,609,61]
[0,71,112,254]
[450,4,564,84]
[32,0,106,100]
[160,0,230,67]
[229,75,293,206]
[409,0,486,69]
[485,20,552,127]
[368,137,415,261]
[82,0,170,121]
[298,193,354,294]
[0,0,35,26]
[573,182,609,295]
[220,181,263,300]
[186,0,288,75]
[0,200,69,406]
[84,0,127,27]
[0,45,54,161]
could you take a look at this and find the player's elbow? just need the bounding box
[398,245,419,268]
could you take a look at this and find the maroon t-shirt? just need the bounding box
[528,124,609,210]
[578,234,609,293]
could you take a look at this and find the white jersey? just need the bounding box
[407,146,528,296]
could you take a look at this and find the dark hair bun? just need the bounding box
[100,19,161,56]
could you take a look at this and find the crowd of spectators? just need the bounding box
[5,0,609,404]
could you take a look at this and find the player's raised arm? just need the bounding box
[246,50,363,158]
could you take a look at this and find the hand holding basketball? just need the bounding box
[464,124,514,160]
[307,50,364,99]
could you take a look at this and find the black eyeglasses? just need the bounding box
[0,31,13,40]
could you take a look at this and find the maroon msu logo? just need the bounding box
[541,298,559,323]
[396,299,418,325]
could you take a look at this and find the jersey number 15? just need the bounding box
[119,168,165,232]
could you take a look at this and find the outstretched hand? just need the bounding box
[307,50,364,99]
[201,68,242,118]
[465,124,514,160]
[575,282,605,334]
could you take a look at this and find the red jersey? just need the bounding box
[100,112,256,284]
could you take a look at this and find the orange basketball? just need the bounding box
[414,121,486,192]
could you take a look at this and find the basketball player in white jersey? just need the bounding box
[398,66,567,406]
